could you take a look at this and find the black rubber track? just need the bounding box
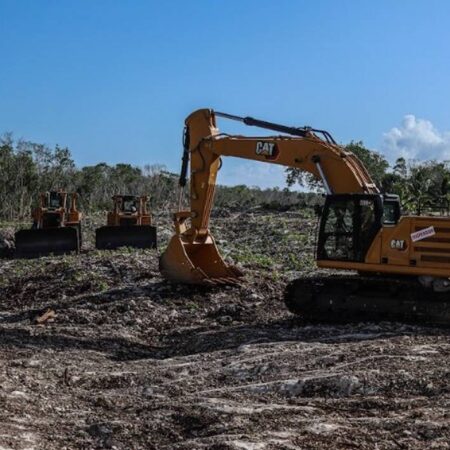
[284,274,450,326]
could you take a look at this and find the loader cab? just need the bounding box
[317,194,386,262]
[47,191,65,210]
[121,196,139,214]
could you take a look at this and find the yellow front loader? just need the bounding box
[95,195,157,250]
[15,191,81,258]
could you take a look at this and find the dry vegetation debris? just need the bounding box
[0,210,449,449]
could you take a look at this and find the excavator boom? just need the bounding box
[160,108,376,284]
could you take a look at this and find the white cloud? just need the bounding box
[382,115,450,161]
[218,160,295,189]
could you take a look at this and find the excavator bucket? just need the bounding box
[95,225,157,250]
[159,233,243,285]
[15,227,80,258]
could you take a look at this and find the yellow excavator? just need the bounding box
[15,191,82,258]
[95,195,157,250]
[160,108,450,325]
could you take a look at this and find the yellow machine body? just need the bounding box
[106,195,152,227]
[160,109,450,324]
[160,108,450,285]
[95,195,157,250]
[318,215,450,278]
[15,191,82,258]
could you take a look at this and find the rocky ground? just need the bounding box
[0,209,449,449]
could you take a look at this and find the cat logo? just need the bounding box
[255,141,279,160]
[390,239,406,250]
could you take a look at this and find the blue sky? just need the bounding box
[1,0,450,188]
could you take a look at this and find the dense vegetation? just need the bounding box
[1,133,450,220]
[287,141,450,215]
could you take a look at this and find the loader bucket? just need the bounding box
[95,225,157,250]
[159,233,243,285]
[15,227,80,258]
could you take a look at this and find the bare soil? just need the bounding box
[0,210,449,449]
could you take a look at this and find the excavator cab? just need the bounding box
[317,194,400,262]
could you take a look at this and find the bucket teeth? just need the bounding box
[211,278,228,285]
[215,277,242,285]
[192,276,242,286]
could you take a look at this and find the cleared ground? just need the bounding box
[0,210,449,449]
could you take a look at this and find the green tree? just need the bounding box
[388,159,450,215]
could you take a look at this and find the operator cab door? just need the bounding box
[317,194,383,263]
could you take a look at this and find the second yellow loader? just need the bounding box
[95,195,157,250]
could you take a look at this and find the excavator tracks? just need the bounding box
[284,274,450,326]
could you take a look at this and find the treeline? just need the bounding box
[0,134,181,220]
[0,134,308,221]
[2,134,450,221]
[381,158,450,215]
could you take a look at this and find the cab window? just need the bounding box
[383,201,399,225]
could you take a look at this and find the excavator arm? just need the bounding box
[160,108,378,284]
